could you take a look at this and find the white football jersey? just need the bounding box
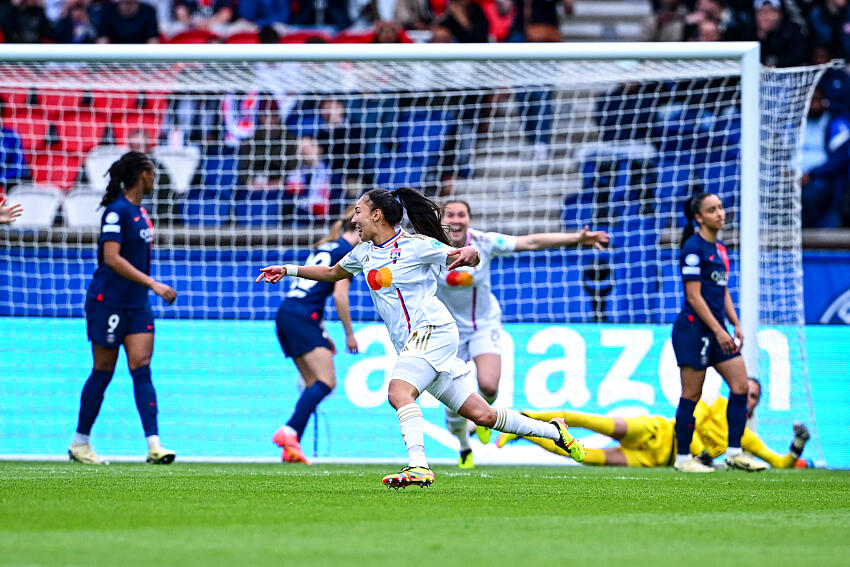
[340,229,456,353]
[436,228,517,334]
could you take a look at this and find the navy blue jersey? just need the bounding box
[280,237,354,319]
[87,195,154,308]
[679,233,731,325]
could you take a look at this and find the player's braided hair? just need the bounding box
[680,192,714,249]
[365,187,450,245]
[101,151,154,208]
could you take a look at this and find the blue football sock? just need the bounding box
[130,366,159,437]
[674,397,698,456]
[76,369,114,435]
[287,381,332,439]
[726,392,748,449]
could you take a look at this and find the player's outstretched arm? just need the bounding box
[256,262,353,284]
[514,226,610,252]
[0,196,23,224]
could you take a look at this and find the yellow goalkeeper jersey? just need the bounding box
[690,397,796,468]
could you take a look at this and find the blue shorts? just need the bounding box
[275,307,332,359]
[85,297,154,348]
[672,312,740,370]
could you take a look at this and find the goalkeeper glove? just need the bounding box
[789,422,810,459]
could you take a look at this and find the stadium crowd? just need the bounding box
[0,0,849,228]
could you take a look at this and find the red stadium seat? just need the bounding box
[226,31,260,44]
[280,31,333,43]
[5,109,48,151]
[57,111,108,153]
[138,92,168,115]
[333,31,375,43]
[29,152,82,190]
[168,28,222,44]
[111,111,162,146]
[39,89,84,118]
[0,90,34,118]
[91,90,139,114]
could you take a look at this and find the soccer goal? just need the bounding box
[0,44,827,464]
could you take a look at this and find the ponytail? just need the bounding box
[100,151,154,207]
[365,187,449,245]
[317,204,357,245]
[680,192,712,249]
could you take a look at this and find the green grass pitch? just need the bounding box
[2,462,849,567]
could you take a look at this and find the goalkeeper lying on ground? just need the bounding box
[497,378,810,468]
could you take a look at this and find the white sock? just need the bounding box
[397,403,428,468]
[480,390,497,406]
[279,424,297,437]
[73,433,89,445]
[146,435,161,449]
[493,408,559,441]
[676,453,691,465]
[726,447,742,457]
[445,408,471,452]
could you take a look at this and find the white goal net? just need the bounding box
[0,45,826,464]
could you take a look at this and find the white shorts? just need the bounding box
[391,355,474,413]
[457,324,503,361]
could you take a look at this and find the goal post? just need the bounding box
[0,43,825,464]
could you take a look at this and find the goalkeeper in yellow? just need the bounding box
[497,378,811,469]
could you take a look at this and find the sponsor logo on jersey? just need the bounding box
[430,239,444,249]
[366,267,393,290]
[446,271,473,287]
[139,228,154,243]
[710,270,728,286]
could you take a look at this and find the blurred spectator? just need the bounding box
[753,0,808,67]
[394,0,435,29]
[52,0,98,42]
[290,0,352,30]
[809,0,850,61]
[436,0,490,42]
[0,102,30,192]
[690,15,723,41]
[2,0,52,43]
[238,98,294,191]
[372,20,406,42]
[801,69,850,227]
[171,0,236,35]
[96,0,159,43]
[684,0,753,41]
[285,136,334,220]
[430,24,453,41]
[801,86,832,227]
[237,0,290,28]
[160,95,223,149]
[507,0,572,43]
[641,0,688,42]
[314,98,369,198]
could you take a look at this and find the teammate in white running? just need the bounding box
[256,188,586,488]
[438,200,609,468]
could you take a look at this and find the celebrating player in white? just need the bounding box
[257,188,586,488]
[438,200,610,468]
